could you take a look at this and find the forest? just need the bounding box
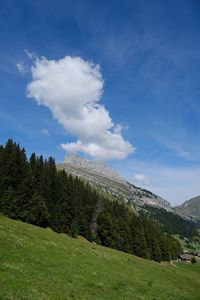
[141,206,197,238]
[0,139,182,262]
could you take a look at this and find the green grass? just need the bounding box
[173,234,200,253]
[0,215,200,300]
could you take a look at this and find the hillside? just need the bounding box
[175,196,200,222]
[0,139,184,262]
[141,206,197,238]
[57,155,174,213]
[0,215,200,300]
[57,156,199,239]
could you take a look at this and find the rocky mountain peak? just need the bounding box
[64,155,127,186]
[174,196,200,221]
[58,155,174,213]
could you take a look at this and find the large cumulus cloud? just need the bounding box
[27,55,134,161]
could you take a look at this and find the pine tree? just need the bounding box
[0,187,17,218]
[69,218,79,238]
[130,216,149,258]
[144,220,162,262]
[25,193,49,227]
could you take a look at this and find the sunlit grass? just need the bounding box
[0,215,200,299]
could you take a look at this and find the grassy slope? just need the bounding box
[0,216,200,300]
[173,234,200,253]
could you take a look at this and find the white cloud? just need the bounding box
[16,62,25,74]
[133,173,149,185]
[27,55,134,161]
[115,159,200,206]
[25,49,35,60]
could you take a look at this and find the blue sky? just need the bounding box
[1,0,200,205]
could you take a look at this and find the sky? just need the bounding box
[1,0,200,206]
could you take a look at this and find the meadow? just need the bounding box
[0,215,200,300]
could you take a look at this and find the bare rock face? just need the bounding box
[174,196,200,221]
[63,155,127,186]
[57,155,174,213]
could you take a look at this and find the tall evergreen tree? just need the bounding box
[25,193,49,227]
[130,216,149,259]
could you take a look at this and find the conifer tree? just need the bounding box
[25,193,49,227]
[130,216,149,258]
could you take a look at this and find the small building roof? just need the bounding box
[179,254,192,261]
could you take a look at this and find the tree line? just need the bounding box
[0,139,182,262]
[141,206,197,239]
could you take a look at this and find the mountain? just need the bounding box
[57,155,174,213]
[175,196,200,222]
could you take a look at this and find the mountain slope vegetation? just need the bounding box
[1,215,200,300]
[58,155,174,212]
[0,139,184,261]
[142,205,197,238]
[58,156,198,239]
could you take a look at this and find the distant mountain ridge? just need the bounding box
[174,196,200,222]
[57,155,174,213]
